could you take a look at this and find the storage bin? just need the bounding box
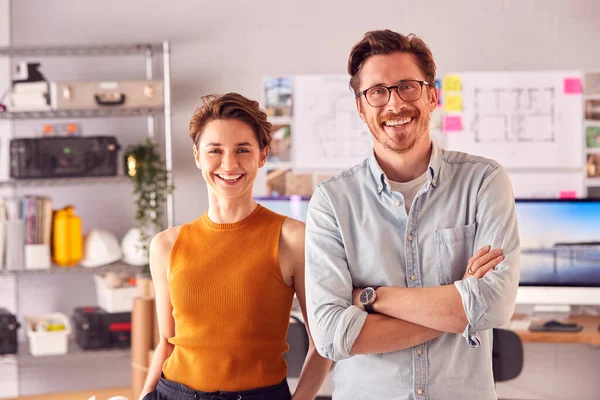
[26,312,71,356]
[24,244,51,270]
[94,274,137,312]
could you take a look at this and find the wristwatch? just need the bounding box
[359,286,380,313]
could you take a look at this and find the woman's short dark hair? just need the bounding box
[188,93,272,150]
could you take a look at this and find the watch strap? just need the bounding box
[364,302,375,314]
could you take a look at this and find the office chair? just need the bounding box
[492,328,524,382]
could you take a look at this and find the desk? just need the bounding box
[509,315,600,345]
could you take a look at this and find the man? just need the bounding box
[305,30,520,399]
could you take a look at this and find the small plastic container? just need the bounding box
[94,274,137,313]
[24,244,51,270]
[26,313,71,356]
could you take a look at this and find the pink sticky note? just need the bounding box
[559,191,577,199]
[563,78,582,94]
[443,115,463,132]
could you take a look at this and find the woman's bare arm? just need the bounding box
[138,227,179,400]
[280,219,332,400]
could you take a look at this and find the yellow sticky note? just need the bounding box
[443,75,462,92]
[444,94,463,112]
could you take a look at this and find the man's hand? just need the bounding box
[462,245,503,280]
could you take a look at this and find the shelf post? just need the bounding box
[162,40,174,228]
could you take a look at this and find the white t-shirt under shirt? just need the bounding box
[389,171,429,214]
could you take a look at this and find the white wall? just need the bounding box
[10,0,600,226]
[8,0,600,399]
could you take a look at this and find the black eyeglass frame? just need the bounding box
[357,80,432,107]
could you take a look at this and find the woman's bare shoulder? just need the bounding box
[151,226,183,256]
[280,217,305,258]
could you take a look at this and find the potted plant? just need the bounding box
[123,138,174,279]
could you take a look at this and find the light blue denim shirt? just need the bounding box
[305,141,520,400]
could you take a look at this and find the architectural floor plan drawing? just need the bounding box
[313,94,371,159]
[294,75,372,169]
[473,87,556,143]
[445,71,582,169]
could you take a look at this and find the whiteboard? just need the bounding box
[445,71,583,169]
[293,75,372,170]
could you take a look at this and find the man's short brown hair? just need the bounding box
[348,30,436,95]
[188,93,272,150]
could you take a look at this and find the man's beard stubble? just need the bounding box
[372,109,428,154]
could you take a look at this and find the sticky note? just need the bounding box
[559,191,577,199]
[435,79,442,107]
[443,116,463,132]
[444,94,463,112]
[443,75,462,92]
[563,77,582,94]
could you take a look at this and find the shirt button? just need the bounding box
[395,201,401,207]
[410,275,417,281]
[407,235,413,241]
[432,179,437,185]
[416,348,423,355]
[377,185,383,191]
[417,389,424,395]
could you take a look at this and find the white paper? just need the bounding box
[293,75,372,170]
[446,71,584,169]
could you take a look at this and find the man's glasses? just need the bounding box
[358,80,430,107]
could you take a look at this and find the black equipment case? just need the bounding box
[0,308,20,355]
[72,307,131,350]
[10,136,120,179]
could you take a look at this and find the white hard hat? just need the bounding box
[80,229,123,268]
[121,227,148,266]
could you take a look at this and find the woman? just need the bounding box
[139,93,331,400]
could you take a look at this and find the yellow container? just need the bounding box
[52,206,83,267]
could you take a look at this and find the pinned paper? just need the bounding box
[435,79,442,107]
[584,72,600,94]
[443,115,463,132]
[443,75,462,92]
[444,94,463,112]
[559,191,577,199]
[563,77,582,94]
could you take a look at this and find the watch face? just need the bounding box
[360,287,375,305]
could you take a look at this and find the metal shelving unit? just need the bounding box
[0,107,163,120]
[0,41,173,398]
[0,41,174,226]
[17,340,131,364]
[0,261,142,276]
[0,44,164,57]
[0,175,131,187]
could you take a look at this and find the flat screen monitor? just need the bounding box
[515,199,600,306]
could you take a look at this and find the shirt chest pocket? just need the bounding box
[435,223,477,285]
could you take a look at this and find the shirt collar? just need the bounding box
[368,140,442,194]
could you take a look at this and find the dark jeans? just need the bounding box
[143,376,292,400]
